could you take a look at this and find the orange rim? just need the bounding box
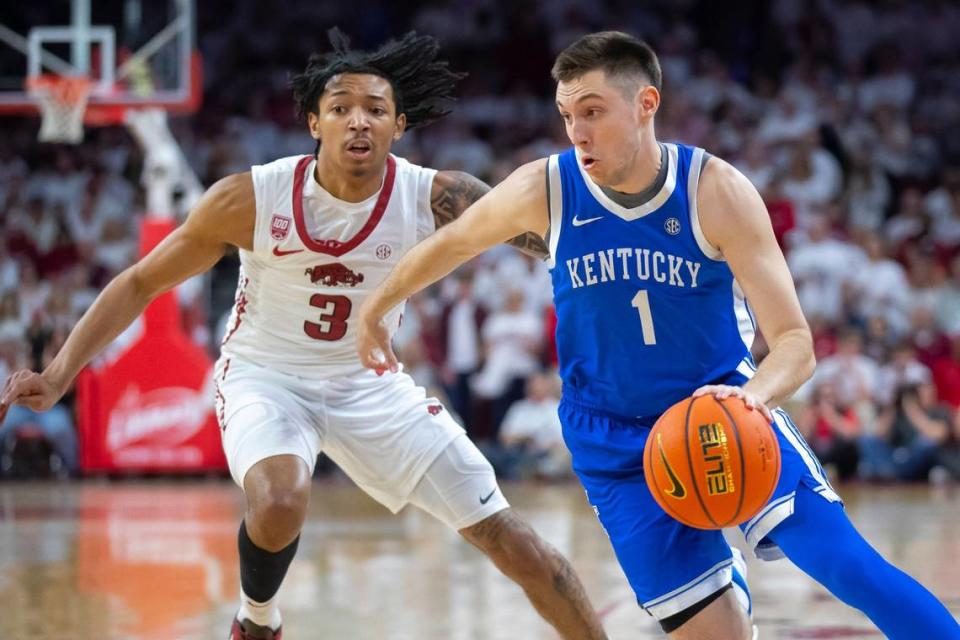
[26,74,92,103]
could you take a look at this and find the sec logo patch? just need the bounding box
[376,243,393,260]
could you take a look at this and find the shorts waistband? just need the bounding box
[559,395,658,426]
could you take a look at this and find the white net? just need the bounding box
[27,76,92,144]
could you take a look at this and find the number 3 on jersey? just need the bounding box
[631,289,657,345]
[304,294,351,341]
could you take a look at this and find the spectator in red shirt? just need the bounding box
[797,382,861,480]
[932,334,960,409]
[910,306,951,368]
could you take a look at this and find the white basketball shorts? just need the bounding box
[215,356,509,529]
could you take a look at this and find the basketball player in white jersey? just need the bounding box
[0,31,606,640]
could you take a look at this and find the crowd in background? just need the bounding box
[0,0,959,482]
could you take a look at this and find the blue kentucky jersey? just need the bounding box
[547,142,756,418]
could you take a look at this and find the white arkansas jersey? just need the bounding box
[219,154,436,378]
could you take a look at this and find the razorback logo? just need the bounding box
[304,263,365,287]
[427,404,443,416]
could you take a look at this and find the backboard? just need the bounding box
[0,0,200,124]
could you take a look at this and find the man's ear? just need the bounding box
[308,111,322,141]
[394,113,407,141]
[635,85,661,122]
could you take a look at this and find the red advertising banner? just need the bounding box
[76,219,227,473]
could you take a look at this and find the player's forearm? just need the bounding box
[367,225,482,317]
[743,328,816,409]
[42,269,156,394]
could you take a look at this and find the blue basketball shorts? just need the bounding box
[559,398,841,621]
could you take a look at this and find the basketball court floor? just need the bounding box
[1,479,958,639]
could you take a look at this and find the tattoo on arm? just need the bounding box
[431,170,490,228]
[431,170,550,260]
[506,231,549,260]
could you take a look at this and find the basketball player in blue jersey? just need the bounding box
[358,31,960,639]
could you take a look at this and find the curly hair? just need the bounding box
[291,28,466,130]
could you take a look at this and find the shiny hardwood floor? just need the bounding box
[0,479,958,639]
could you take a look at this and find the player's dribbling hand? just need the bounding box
[0,370,62,424]
[692,384,773,422]
[356,304,399,376]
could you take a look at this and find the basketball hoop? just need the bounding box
[26,75,93,144]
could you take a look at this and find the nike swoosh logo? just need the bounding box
[572,215,604,227]
[657,433,687,499]
[273,246,305,257]
[479,489,497,505]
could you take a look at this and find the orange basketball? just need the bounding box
[643,395,781,529]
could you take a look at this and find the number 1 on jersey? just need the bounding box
[631,289,657,345]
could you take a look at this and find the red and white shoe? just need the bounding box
[228,616,282,640]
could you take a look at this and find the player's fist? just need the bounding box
[356,302,399,376]
[0,370,64,423]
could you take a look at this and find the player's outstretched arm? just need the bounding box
[0,173,255,420]
[431,170,549,259]
[358,159,550,372]
[693,158,816,412]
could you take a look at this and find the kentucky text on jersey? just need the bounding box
[565,248,701,289]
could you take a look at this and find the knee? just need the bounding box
[245,476,311,550]
[665,589,752,640]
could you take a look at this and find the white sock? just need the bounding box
[238,588,282,630]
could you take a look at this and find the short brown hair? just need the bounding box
[551,31,662,92]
